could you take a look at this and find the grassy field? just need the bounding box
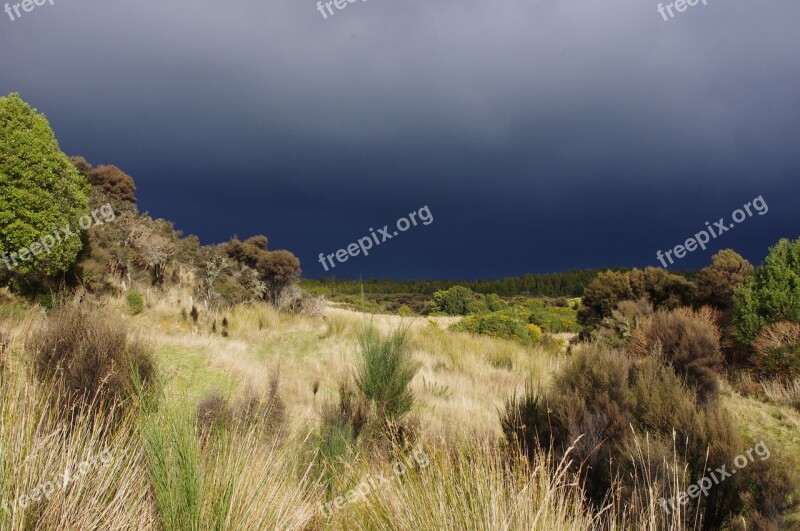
[1,288,798,530]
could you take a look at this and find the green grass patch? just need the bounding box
[156,345,236,401]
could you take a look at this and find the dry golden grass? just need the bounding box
[1,291,797,529]
[0,370,156,530]
[130,296,561,443]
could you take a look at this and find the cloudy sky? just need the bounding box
[1,0,798,279]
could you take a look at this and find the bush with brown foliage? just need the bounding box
[320,380,370,443]
[257,250,302,306]
[578,268,692,330]
[196,372,286,442]
[631,307,724,404]
[501,343,797,529]
[751,321,800,381]
[196,394,231,439]
[71,157,137,205]
[694,249,754,309]
[593,297,653,347]
[32,302,156,418]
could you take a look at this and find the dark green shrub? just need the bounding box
[453,312,539,346]
[0,94,90,279]
[694,249,754,309]
[578,270,637,328]
[126,289,145,315]
[431,286,475,315]
[578,268,692,329]
[484,293,507,311]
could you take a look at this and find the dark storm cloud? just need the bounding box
[1,0,799,278]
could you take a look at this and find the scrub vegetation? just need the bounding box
[2,93,799,530]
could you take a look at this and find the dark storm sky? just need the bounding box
[1,0,799,279]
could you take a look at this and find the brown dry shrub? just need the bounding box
[32,302,156,419]
[594,297,654,347]
[321,380,369,443]
[502,342,797,528]
[752,321,800,381]
[196,372,287,443]
[197,393,231,438]
[236,371,287,438]
[757,320,800,346]
[630,306,723,404]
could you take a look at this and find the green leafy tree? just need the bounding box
[431,285,475,315]
[0,93,90,277]
[734,238,800,343]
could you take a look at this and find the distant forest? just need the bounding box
[303,268,695,298]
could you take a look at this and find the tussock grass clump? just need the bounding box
[312,380,369,496]
[345,442,600,530]
[126,289,145,315]
[140,401,202,531]
[141,369,313,531]
[0,369,155,530]
[237,371,287,438]
[355,325,419,422]
[31,301,156,418]
[197,393,231,439]
[321,315,349,339]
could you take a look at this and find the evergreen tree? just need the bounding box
[734,238,800,343]
[0,93,89,278]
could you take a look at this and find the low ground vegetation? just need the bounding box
[2,93,800,529]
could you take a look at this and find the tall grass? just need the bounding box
[139,372,316,530]
[761,377,800,410]
[200,426,319,529]
[1,298,798,530]
[0,369,155,530]
[342,442,600,530]
[139,400,203,531]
